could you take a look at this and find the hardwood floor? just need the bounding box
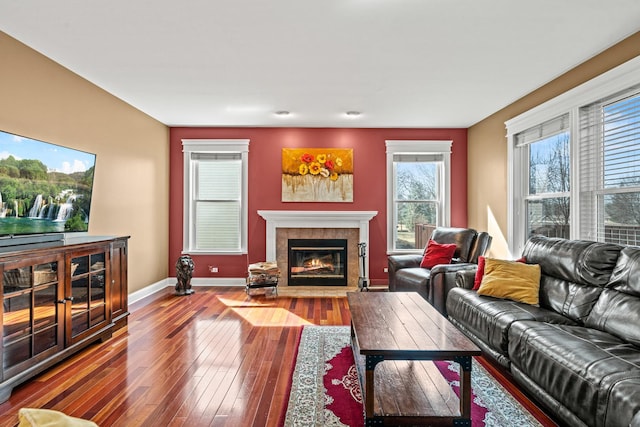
[0,287,351,427]
[0,286,557,427]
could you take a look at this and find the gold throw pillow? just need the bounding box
[477,258,541,305]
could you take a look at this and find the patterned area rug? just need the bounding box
[282,325,545,427]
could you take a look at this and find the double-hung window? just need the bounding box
[507,57,640,255]
[515,114,571,242]
[386,140,452,253]
[580,89,640,244]
[182,139,249,254]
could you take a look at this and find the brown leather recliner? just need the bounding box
[387,227,491,314]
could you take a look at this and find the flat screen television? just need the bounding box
[0,129,96,242]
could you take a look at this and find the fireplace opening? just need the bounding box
[287,239,347,286]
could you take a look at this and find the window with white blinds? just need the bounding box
[515,114,571,242]
[386,140,452,253]
[182,140,249,254]
[506,57,640,254]
[579,88,640,245]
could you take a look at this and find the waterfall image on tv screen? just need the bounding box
[0,129,96,237]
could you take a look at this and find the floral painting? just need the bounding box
[282,148,353,202]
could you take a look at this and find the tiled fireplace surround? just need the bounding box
[257,211,378,287]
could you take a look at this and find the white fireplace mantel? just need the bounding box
[257,210,378,279]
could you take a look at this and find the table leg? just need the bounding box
[365,360,374,419]
[455,356,473,427]
[364,355,384,426]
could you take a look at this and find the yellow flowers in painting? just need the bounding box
[282,148,354,202]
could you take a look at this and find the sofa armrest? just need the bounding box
[388,254,423,291]
[430,263,478,314]
[388,254,422,270]
[455,269,477,290]
[430,263,477,276]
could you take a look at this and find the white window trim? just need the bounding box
[385,140,452,254]
[182,139,249,255]
[505,55,640,256]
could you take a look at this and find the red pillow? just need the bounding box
[420,240,457,269]
[473,256,527,290]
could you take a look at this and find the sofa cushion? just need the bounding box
[446,287,576,358]
[420,239,456,269]
[523,236,622,287]
[508,321,640,427]
[477,258,540,305]
[522,236,622,323]
[586,246,640,347]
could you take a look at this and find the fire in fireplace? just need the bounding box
[287,239,347,286]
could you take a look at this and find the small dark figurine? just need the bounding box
[175,255,195,295]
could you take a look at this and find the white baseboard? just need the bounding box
[128,278,170,305]
[129,277,246,305]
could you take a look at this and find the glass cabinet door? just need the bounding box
[110,240,128,327]
[69,251,108,343]
[2,259,64,378]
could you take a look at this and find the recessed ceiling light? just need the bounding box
[275,110,290,116]
[345,111,361,117]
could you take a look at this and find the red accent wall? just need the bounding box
[169,127,468,285]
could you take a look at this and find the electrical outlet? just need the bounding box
[383,267,388,273]
[209,266,219,273]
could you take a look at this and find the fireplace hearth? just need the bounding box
[288,239,347,286]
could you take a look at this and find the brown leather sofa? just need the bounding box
[447,236,640,427]
[387,227,491,313]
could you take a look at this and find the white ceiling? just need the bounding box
[1,1,639,128]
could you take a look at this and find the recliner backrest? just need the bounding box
[522,235,623,323]
[427,227,478,263]
[586,246,640,347]
[469,232,492,264]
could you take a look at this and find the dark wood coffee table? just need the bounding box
[347,291,481,427]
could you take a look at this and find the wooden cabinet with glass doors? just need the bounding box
[0,236,129,403]
[67,245,110,345]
